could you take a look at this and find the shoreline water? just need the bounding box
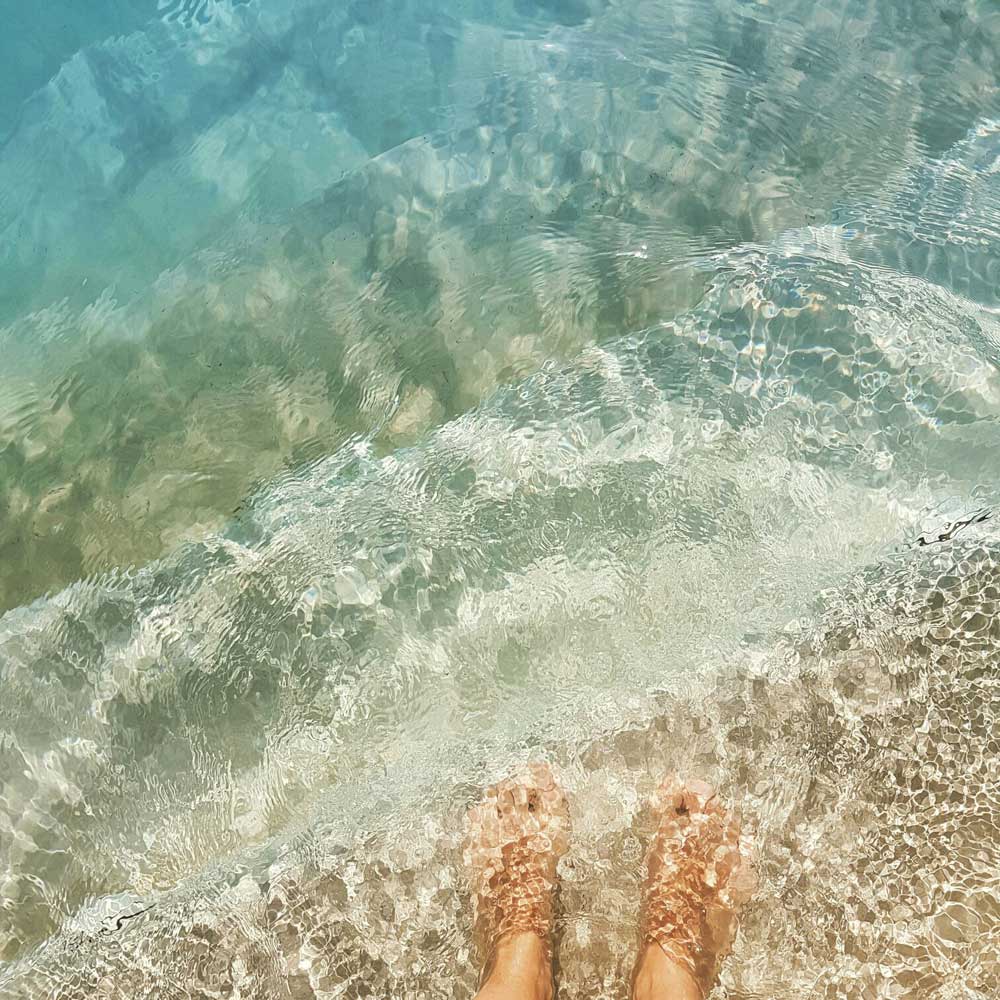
[2,1,999,994]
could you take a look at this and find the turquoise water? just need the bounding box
[1,1,999,996]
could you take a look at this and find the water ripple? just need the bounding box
[1,0,1000,995]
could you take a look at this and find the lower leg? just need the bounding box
[631,778,754,1000]
[475,933,553,1000]
[465,765,569,1000]
[631,942,702,1000]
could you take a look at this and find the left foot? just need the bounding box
[464,763,569,993]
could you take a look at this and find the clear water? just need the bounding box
[0,1,999,996]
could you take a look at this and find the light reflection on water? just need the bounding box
[0,0,999,996]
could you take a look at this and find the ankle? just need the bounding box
[481,932,553,1000]
[632,943,703,1000]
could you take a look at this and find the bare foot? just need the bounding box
[464,763,569,994]
[634,777,754,999]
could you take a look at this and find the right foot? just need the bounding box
[634,777,754,998]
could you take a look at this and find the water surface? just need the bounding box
[0,1,999,997]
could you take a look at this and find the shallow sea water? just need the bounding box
[1,1,999,997]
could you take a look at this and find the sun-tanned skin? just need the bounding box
[464,763,569,1000]
[464,768,753,1000]
[635,776,755,998]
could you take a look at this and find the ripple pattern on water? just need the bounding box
[1,0,1000,997]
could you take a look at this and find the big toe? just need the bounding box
[653,774,721,820]
[472,764,568,843]
[681,779,717,811]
